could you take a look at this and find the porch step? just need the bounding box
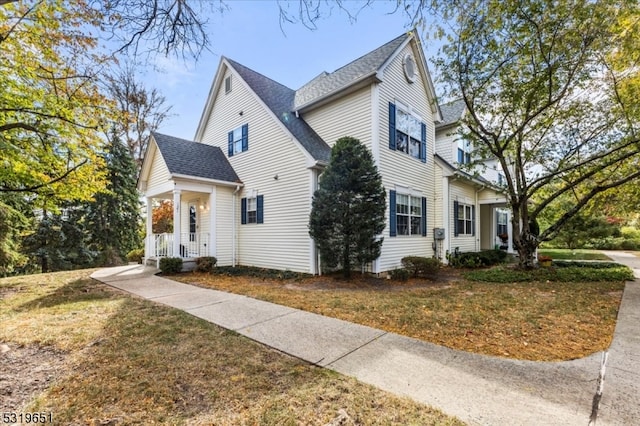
[145,257,196,272]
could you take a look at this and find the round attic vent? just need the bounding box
[403,54,416,83]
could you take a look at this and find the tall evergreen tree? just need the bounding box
[22,207,94,273]
[309,137,386,278]
[85,134,141,264]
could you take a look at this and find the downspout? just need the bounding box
[232,184,241,266]
[475,185,485,252]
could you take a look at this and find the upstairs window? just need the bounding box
[225,76,232,94]
[389,102,427,163]
[457,139,471,164]
[228,124,248,157]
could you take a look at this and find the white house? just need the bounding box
[138,30,509,273]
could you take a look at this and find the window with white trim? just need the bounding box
[247,197,257,224]
[241,194,263,225]
[396,107,422,159]
[457,139,471,164]
[497,210,508,236]
[227,124,248,157]
[457,203,474,235]
[396,193,423,236]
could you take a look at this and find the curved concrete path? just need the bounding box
[91,252,640,425]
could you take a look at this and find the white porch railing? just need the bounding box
[148,233,210,258]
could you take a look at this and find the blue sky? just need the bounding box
[146,1,442,140]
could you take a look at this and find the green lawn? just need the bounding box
[537,248,610,260]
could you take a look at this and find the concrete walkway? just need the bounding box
[91,252,640,425]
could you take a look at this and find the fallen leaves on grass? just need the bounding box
[1,270,462,425]
[174,271,624,362]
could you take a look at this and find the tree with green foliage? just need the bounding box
[0,0,109,207]
[430,0,640,268]
[22,208,94,273]
[0,201,28,276]
[84,134,142,264]
[309,137,386,278]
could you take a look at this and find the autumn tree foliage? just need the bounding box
[152,200,174,234]
[0,0,110,206]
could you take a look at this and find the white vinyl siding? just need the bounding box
[435,126,458,164]
[450,182,476,252]
[215,187,234,266]
[377,43,436,272]
[302,86,372,149]
[147,149,170,193]
[434,164,444,231]
[198,65,313,273]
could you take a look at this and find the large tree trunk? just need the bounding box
[513,230,538,269]
[511,204,539,269]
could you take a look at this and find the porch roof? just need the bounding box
[152,132,240,183]
[435,153,501,190]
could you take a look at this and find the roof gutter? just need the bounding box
[171,173,244,188]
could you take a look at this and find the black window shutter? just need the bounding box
[228,131,234,157]
[241,124,248,152]
[241,197,247,224]
[472,205,476,236]
[420,122,427,163]
[389,103,396,150]
[256,195,264,224]
[453,200,459,237]
[389,190,397,237]
[421,196,427,236]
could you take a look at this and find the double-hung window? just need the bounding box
[389,190,427,237]
[453,200,475,236]
[241,195,263,224]
[457,139,471,164]
[388,102,427,163]
[228,124,248,157]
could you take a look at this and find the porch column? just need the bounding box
[173,189,181,257]
[145,197,153,259]
[209,189,216,257]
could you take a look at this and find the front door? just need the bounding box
[188,201,198,256]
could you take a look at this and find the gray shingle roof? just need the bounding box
[437,99,466,128]
[226,58,331,162]
[294,33,410,110]
[152,132,240,183]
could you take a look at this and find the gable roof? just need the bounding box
[152,132,240,183]
[294,33,410,111]
[437,99,466,129]
[226,59,331,162]
[434,153,498,189]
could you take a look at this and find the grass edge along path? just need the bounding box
[0,269,462,425]
[172,264,629,362]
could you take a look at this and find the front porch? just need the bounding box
[146,232,210,258]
